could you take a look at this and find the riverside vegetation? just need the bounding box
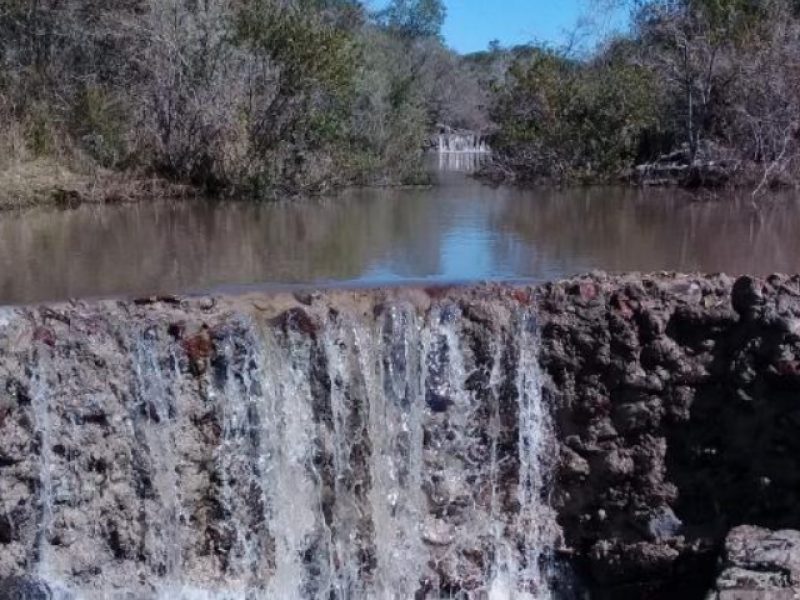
[0,0,488,206]
[2,0,800,207]
[485,0,800,190]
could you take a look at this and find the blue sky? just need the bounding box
[369,1,630,54]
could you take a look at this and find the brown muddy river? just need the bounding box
[1,160,799,305]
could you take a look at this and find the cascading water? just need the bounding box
[435,131,491,173]
[0,291,559,599]
[437,133,491,154]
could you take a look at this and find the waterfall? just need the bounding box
[436,132,491,155]
[31,358,55,582]
[1,294,558,599]
[434,130,491,173]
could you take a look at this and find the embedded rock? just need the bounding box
[709,526,800,599]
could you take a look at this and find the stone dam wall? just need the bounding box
[0,274,799,599]
[539,273,800,599]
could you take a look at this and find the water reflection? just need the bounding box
[437,151,490,173]
[0,171,799,304]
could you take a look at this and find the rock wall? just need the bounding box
[1,274,800,599]
[0,287,558,599]
[538,273,800,598]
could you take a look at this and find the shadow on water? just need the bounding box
[1,157,800,304]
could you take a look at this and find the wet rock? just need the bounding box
[1,274,800,599]
[0,514,14,544]
[637,309,667,341]
[422,518,455,546]
[641,337,683,369]
[0,285,564,598]
[272,306,319,337]
[167,321,185,339]
[589,539,681,585]
[0,577,53,600]
[601,448,634,480]
[560,446,590,479]
[32,326,56,347]
[668,280,703,305]
[182,326,214,375]
[709,526,800,599]
[732,276,765,318]
[293,291,316,306]
[645,506,682,542]
[666,386,695,422]
[612,399,663,434]
[573,281,599,302]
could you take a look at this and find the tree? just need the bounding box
[632,1,742,160]
[377,0,446,39]
[490,46,658,181]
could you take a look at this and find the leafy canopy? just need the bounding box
[377,0,446,39]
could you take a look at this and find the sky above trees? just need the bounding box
[368,0,629,53]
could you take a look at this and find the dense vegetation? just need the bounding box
[3,0,799,200]
[0,0,484,200]
[486,0,800,189]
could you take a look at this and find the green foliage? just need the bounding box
[636,0,768,46]
[343,29,430,184]
[231,0,364,193]
[71,85,127,167]
[693,0,766,29]
[4,0,800,195]
[24,103,57,157]
[0,0,487,196]
[492,48,659,180]
[378,0,446,39]
[488,0,800,187]
[236,1,358,95]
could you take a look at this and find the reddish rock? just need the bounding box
[182,327,214,375]
[32,326,55,347]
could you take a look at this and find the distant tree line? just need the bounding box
[485,0,800,190]
[6,0,789,195]
[0,0,486,197]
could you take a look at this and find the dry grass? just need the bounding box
[0,160,86,209]
[0,109,197,210]
[0,160,198,210]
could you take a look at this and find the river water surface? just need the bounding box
[1,159,799,304]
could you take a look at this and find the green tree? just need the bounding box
[378,0,446,39]
[491,46,658,180]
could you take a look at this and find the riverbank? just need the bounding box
[0,158,437,212]
[0,151,789,214]
[0,274,799,598]
[478,151,800,195]
[0,160,198,211]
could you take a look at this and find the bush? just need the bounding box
[71,85,128,168]
[0,0,475,197]
[491,47,659,181]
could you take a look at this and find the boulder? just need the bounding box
[709,526,800,600]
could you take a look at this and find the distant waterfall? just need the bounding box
[437,133,491,154]
[1,293,559,599]
[433,127,491,173]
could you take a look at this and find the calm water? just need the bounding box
[1,159,800,305]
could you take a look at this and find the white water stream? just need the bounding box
[24,302,557,599]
